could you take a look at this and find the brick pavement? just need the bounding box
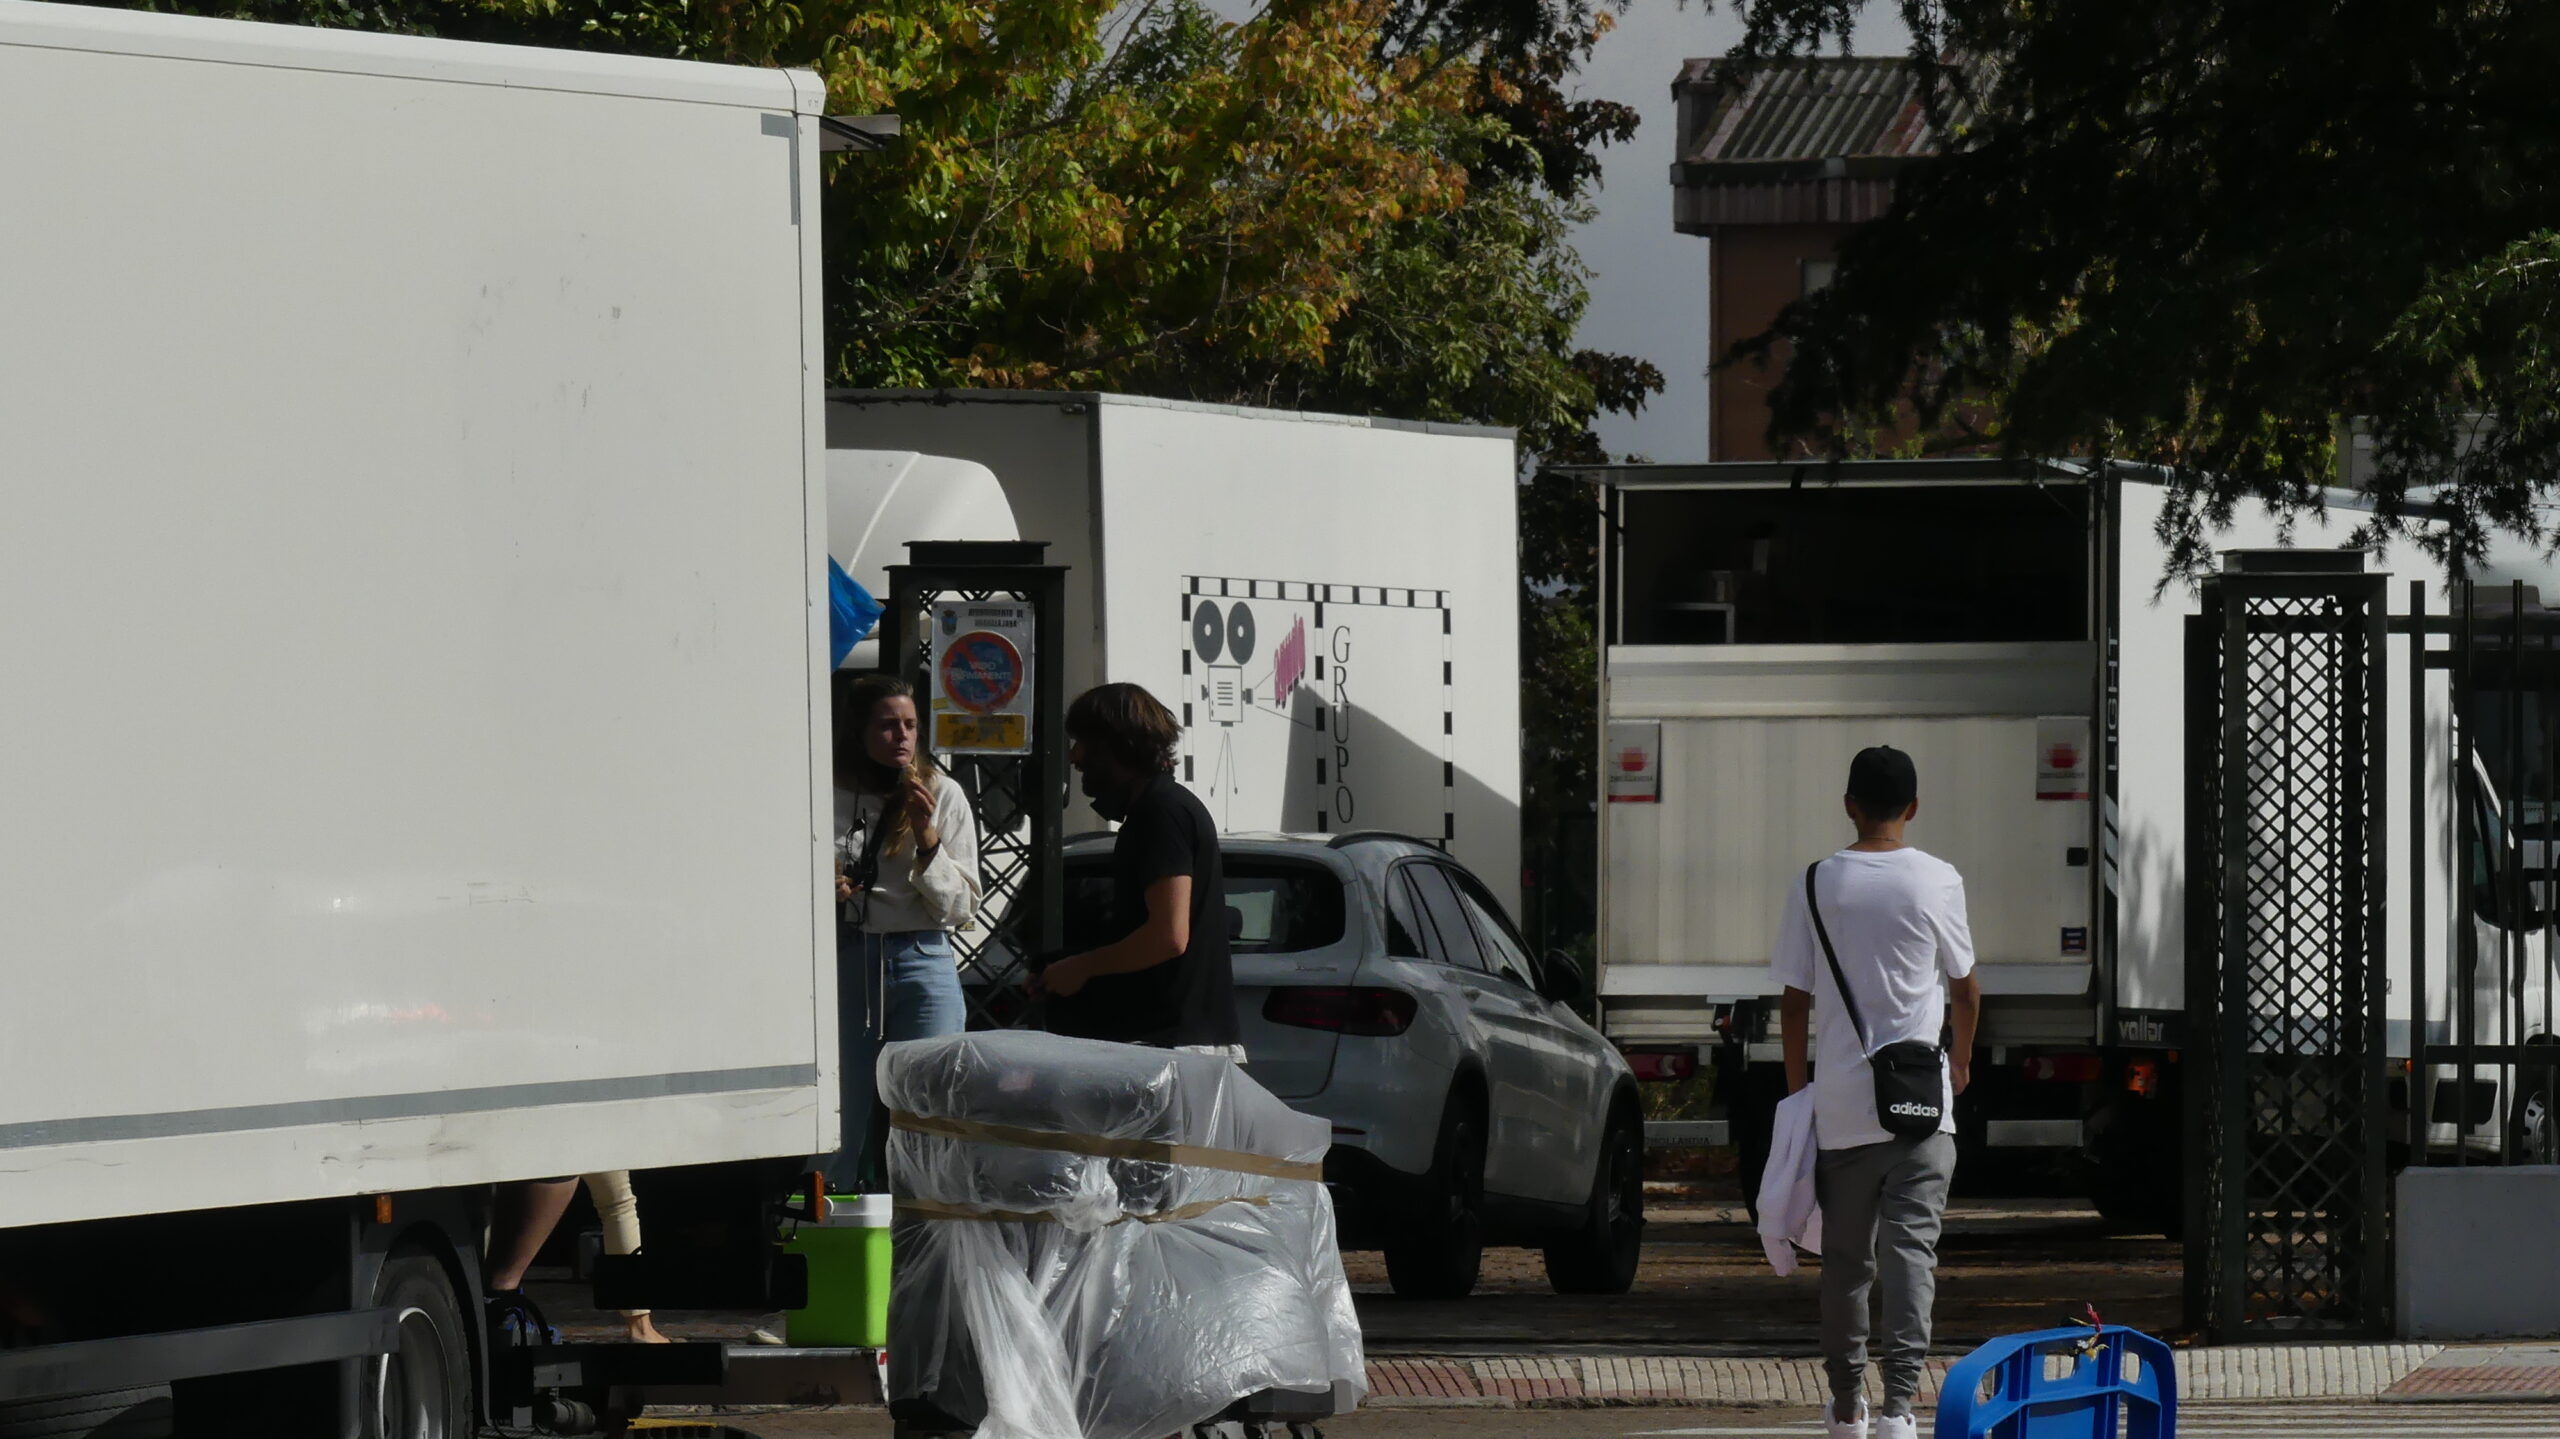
[1361,1344,2443,1407]
[2384,1344,2560,1402]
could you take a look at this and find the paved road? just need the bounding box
[721,1401,2560,1438]
[1348,1196,2179,1354]
[574,1195,2179,1355]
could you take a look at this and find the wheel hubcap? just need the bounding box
[379,1307,450,1439]
[1606,1133,1641,1236]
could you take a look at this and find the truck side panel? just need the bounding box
[0,11,830,1229]
[823,395,1527,917]
[1093,402,1525,915]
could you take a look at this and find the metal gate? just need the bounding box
[2183,551,2390,1339]
[2401,579,2560,1170]
[876,540,1069,1031]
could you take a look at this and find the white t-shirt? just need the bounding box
[1769,846,1976,1150]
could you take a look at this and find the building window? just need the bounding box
[1801,257,1838,295]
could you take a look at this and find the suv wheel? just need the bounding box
[1383,1093,1485,1299]
[1543,1105,1644,1294]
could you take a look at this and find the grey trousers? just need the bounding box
[1816,1132,1956,1418]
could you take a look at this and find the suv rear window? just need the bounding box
[1063,857,1347,954]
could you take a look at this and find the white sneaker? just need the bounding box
[1824,1398,1869,1439]
[1874,1415,1919,1439]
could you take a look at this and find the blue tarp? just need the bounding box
[829,558,883,670]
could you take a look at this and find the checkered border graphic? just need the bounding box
[1180,576,1456,843]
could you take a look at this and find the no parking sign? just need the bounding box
[929,599,1036,754]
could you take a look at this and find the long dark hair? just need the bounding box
[833,671,938,856]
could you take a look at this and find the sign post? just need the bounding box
[879,541,1069,1030]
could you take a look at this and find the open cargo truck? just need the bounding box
[1,4,848,1431]
[1585,458,2560,1228]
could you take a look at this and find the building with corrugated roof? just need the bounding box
[1671,56,1944,459]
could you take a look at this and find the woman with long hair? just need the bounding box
[826,671,981,1192]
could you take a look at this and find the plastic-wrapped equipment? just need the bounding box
[880,1031,1365,1439]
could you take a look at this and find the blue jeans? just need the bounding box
[824,927,966,1191]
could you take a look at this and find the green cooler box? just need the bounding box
[783,1193,894,1347]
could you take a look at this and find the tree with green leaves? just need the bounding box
[1350,0,1660,965]
[1721,0,2560,572]
[109,0,1480,395]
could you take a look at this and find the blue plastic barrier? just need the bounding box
[1934,1325,2176,1438]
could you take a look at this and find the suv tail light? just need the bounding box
[1262,987,1417,1037]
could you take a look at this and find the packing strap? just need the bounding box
[896,1194,1274,1226]
[888,1111,1323,1183]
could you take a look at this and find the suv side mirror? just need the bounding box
[1538,949,1588,1007]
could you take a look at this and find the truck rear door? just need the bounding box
[1599,472,2100,1035]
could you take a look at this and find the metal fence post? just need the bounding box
[2183,552,2390,1339]
[880,541,1069,1029]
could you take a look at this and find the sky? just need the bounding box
[1570,2,1909,461]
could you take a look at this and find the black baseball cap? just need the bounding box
[1847,745,1918,818]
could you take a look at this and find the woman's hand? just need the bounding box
[901,776,941,854]
[837,867,859,903]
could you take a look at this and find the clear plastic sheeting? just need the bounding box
[880,1031,1365,1439]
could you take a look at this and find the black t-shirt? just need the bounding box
[1048,774,1238,1047]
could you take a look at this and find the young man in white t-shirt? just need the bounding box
[1771,746,1982,1439]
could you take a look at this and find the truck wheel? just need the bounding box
[1726,1060,1781,1227]
[1542,1105,1644,1295]
[367,1254,470,1439]
[1383,1094,1485,1299]
[0,1388,174,1439]
[2086,1103,2184,1240]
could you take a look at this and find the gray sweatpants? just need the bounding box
[1816,1132,1956,1419]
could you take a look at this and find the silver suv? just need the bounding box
[1064,831,1643,1298]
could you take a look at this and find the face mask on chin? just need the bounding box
[1084,772,1132,823]
[1081,760,1145,823]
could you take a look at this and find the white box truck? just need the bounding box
[827,391,1526,913]
[1,3,845,1431]
[1587,458,2560,1226]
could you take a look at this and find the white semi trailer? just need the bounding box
[0,5,853,1432]
[828,391,1527,913]
[1586,458,2560,1226]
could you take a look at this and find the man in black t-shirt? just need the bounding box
[1032,683,1239,1049]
